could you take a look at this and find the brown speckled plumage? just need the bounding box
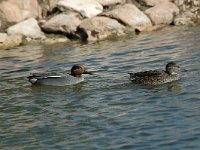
[129,62,180,85]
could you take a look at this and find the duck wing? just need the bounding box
[28,72,63,84]
[129,69,164,79]
[134,69,163,77]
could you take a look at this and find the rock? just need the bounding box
[0,35,23,50]
[38,0,60,18]
[42,37,69,44]
[0,0,42,24]
[7,18,46,39]
[139,0,172,7]
[102,4,152,29]
[0,33,7,43]
[57,0,103,18]
[135,25,165,32]
[145,2,179,25]
[38,0,59,11]
[77,16,125,41]
[94,0,125,7]
[174,0,184,7]
[42,13,82,34]
[125,0,147,11]
[174,11,196,25]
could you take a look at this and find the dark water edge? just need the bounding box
[0,26,200,149]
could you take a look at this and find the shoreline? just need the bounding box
[0,0,200,49]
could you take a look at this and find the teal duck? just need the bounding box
[128,62,180,85]
[28,65,92,86]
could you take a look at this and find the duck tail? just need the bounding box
[27,75,38,84]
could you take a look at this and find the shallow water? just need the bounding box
[1,26,200,149]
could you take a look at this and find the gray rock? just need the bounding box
[42,13,82,34]
[145,2,179,25]
[57,0,103,18]
[102,4,152,29]
[78,16,125,41]
[7,18,46,39]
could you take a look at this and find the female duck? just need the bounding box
[28,65,92,86]
[128,62,180,85]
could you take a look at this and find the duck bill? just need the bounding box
[83,70,92,75]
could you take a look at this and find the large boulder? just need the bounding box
[7,18,46,39]
[41,13,82,34]
[57,0,103,18]
[145,2,179,25]
[102,4,152,29]
[77,16,125,41]
[95,0,125,7]
[0,0,41,25]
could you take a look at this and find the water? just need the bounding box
[1,26,200,149]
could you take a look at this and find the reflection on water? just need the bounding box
[1,26,200,149]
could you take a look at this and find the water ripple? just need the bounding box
[1,27,200,149]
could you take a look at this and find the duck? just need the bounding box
[128,62,180,85]
[28,64,92,86]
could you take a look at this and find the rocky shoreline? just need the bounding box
[0,0,199,49]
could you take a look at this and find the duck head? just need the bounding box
[71,65,92,77]
[165,62,180,75]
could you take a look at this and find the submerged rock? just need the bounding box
[7,18,46,39]
[57,0,103,18]
[41,13,82,35]
[102,4,152,29]
[145,2,179,25]
[77,16,125,41]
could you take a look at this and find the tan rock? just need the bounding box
[0,0,42,24]
[7,18,46,39]
[135,25,165,32]
[78,16,125,41]
[94,0,125,6]
[174,11,196,25]
[42,37,69,44]
[0,35,23,50]
[42,13,82,34]
[57,0,103,18]
[0,33,7,43]
[102,4,152,29]
[140,0,172,6]
[145,2,179,25]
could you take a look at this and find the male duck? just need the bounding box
[128,62,180,85]
[28,65,92,86]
